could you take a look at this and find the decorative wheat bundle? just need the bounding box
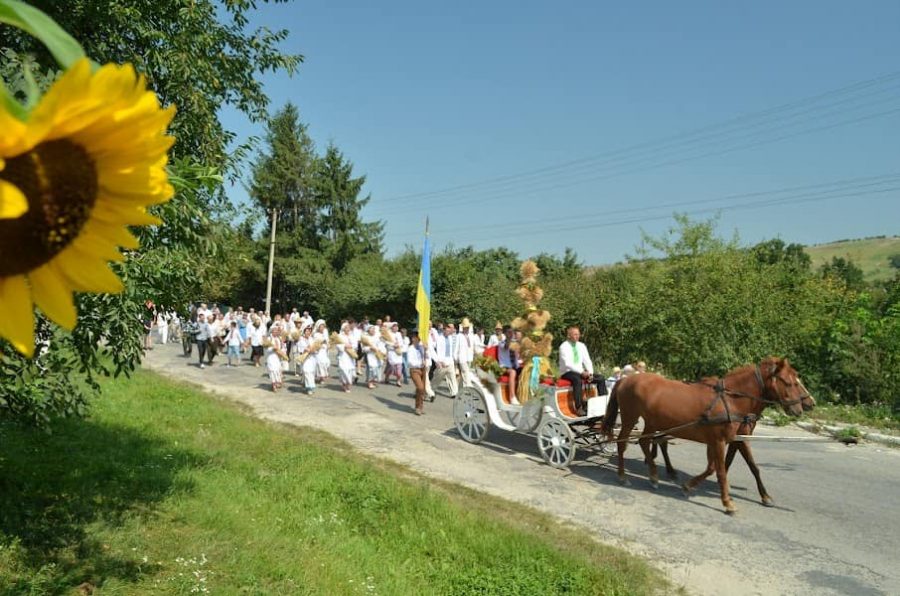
[295,338,322,364]
[360,334,385,361]
[379,326,404,354]
[331,332,359,360]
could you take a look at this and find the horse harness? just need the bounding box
[602,363,810,445]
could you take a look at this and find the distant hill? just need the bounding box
[804,236,900,282]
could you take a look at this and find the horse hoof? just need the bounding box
[761,497,775,508]
[618,476,631,487]
[725,505,737,515]
[667,471,679,481]
[649,479,659,491]
[681,484,692,497]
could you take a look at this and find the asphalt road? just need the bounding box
[144,344,900,595]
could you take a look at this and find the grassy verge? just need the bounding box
[767,403,899,433]
[0,370,665,595]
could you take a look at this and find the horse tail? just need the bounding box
[600,382,620,439]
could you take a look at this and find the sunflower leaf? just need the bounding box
[0,0,85,69]
[21,61,40,109]
[0,78,28,121]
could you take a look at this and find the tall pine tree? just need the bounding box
[249,103,319,247]
[315,144,384,270]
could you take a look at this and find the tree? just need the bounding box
[0,0,302,168]
[751,239,811,271]
[0,2,299,425]
[250,103,319,242]
[820,256,866,292]
[315,144,384,270]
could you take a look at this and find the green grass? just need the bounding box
[0,371,664,595]
[804,236,900,282]
[805,402,900,432]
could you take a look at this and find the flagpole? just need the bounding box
[416,216,431,348]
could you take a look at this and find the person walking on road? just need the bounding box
[407,332,428,415]
[194,313,212,369]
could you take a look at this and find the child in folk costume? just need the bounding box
[265,326,287,392]
[384,323,404,387]
[313,320,330,382]
[296,325,318,395]
[334,324,357,392]
[361,326,386,389]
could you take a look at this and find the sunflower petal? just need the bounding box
[82,220,140,249]
[93,201,162,226]
[29,264,77,329]
[55,248,124,293]
[0,275,35,357]
[0,179,28,219]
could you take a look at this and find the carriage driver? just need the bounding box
[558,325,596,416]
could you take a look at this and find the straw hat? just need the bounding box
[460,317,472,330]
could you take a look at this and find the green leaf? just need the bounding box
[21,61,40,109]
[0,78,27,121]
[0,0,85,69]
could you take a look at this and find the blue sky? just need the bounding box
[220,1,900,264]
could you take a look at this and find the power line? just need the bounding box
[385,174,900,244]
[370,103,900,218]
[387,173,900,239]
[368,70,900,209]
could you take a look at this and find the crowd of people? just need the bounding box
[144,303,648,418]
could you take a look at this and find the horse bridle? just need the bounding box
[699,363,810,418]
[755,363,812,408]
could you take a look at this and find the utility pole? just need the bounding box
[264,208,278,316]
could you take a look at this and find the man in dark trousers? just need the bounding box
[557,325,595,416]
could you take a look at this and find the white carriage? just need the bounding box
[452,368,612,469]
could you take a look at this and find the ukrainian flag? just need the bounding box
[415,223,431,346]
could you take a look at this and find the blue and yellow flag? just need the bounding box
[415,220,431,346]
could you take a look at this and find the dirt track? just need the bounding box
[144,344,900,595]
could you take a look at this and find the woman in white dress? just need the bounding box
[313,320,330,382]
[362,326,386,390]
[297,325,317,395]
[156,310,169,345]
[265,326,287,392]
[385,323,404,387]
[335,323,357,392]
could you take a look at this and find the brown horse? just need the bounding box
[601,357,814,514]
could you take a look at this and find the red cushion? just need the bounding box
[483,346,498,361]
[556,378,572,387]
[540,378,554,385]
[498,375,510,383]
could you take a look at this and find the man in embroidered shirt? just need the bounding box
[432,323,459,398]
[455,318,476,388]
[558,325,594,416]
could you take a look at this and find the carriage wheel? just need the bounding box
[537,417,576,469]
[507,401,542,433]
[454,386,490,444]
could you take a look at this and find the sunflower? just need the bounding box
[0,58,175,357]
